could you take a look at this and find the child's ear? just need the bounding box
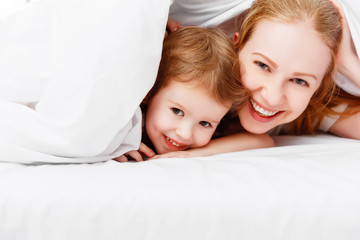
[232,32,240,45]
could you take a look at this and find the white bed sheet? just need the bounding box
[0,134,359,240]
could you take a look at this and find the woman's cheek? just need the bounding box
[239,73,253,89]
[292,94,313,118]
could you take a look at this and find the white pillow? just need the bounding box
[0,0,170,163]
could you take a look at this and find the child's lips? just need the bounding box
[163,135,188,150]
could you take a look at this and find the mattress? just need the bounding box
[1,134,359,240]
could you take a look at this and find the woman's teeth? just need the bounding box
[166,137,185,147]
[250,99,279,117]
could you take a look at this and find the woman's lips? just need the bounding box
[248,99,283,122]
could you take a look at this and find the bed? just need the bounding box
[1,134,360,240]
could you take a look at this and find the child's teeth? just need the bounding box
[167,137,183,147]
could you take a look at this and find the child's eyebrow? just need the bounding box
[169,100,184,109]
[169,100,189,113]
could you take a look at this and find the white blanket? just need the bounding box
[0,134,359,240]
[0,0,169,163]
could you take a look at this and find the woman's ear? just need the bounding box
[232,32,240,45]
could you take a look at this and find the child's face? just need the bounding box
[145,81,231,154]
[235,20,331,134]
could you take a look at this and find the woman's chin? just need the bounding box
[238,105,280,134]
[240,119,272,134]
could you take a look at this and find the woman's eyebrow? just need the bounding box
[252,52,318,81]
[252,52,278,69]
[294,72,318,81]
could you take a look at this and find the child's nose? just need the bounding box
[175,122,193,141]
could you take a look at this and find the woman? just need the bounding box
[169,0,360,139]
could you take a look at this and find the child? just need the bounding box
[114,26,274,162]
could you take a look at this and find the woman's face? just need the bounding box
[235,20,331,134]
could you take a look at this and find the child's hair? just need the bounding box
[144,26,248,111]
[234,0,360,134]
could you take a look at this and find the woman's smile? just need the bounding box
[248,98,284,123]
[250,98,280,117]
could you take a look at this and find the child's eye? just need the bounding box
[255,61,269,71]
[292,78,309,87]
[199,121,211,128]
[171,108,184,116]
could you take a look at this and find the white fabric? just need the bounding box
[318,103,348,132]
[0,134,360,240]
[170,0,360,95]
[0,0,27,18]
[333,0,360,96]
[0,0,170,163]
[340,0,360,57]
[170,0,253,28]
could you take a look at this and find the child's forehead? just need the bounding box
[161,82,231,119]
[164,80,232,108]
[171,74,213,90]
[169,79,210,96]
[165,79,208,93]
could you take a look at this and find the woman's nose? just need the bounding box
[261,79,285,107]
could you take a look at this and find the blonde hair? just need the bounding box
[235,0,347,134]
[145,26,248,111]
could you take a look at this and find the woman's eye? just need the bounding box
[171,108,184,116]
[256,61,269,71]
[293,78,309,87]
[199,121,211,128]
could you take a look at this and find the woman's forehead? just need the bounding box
[245,20,331,80]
